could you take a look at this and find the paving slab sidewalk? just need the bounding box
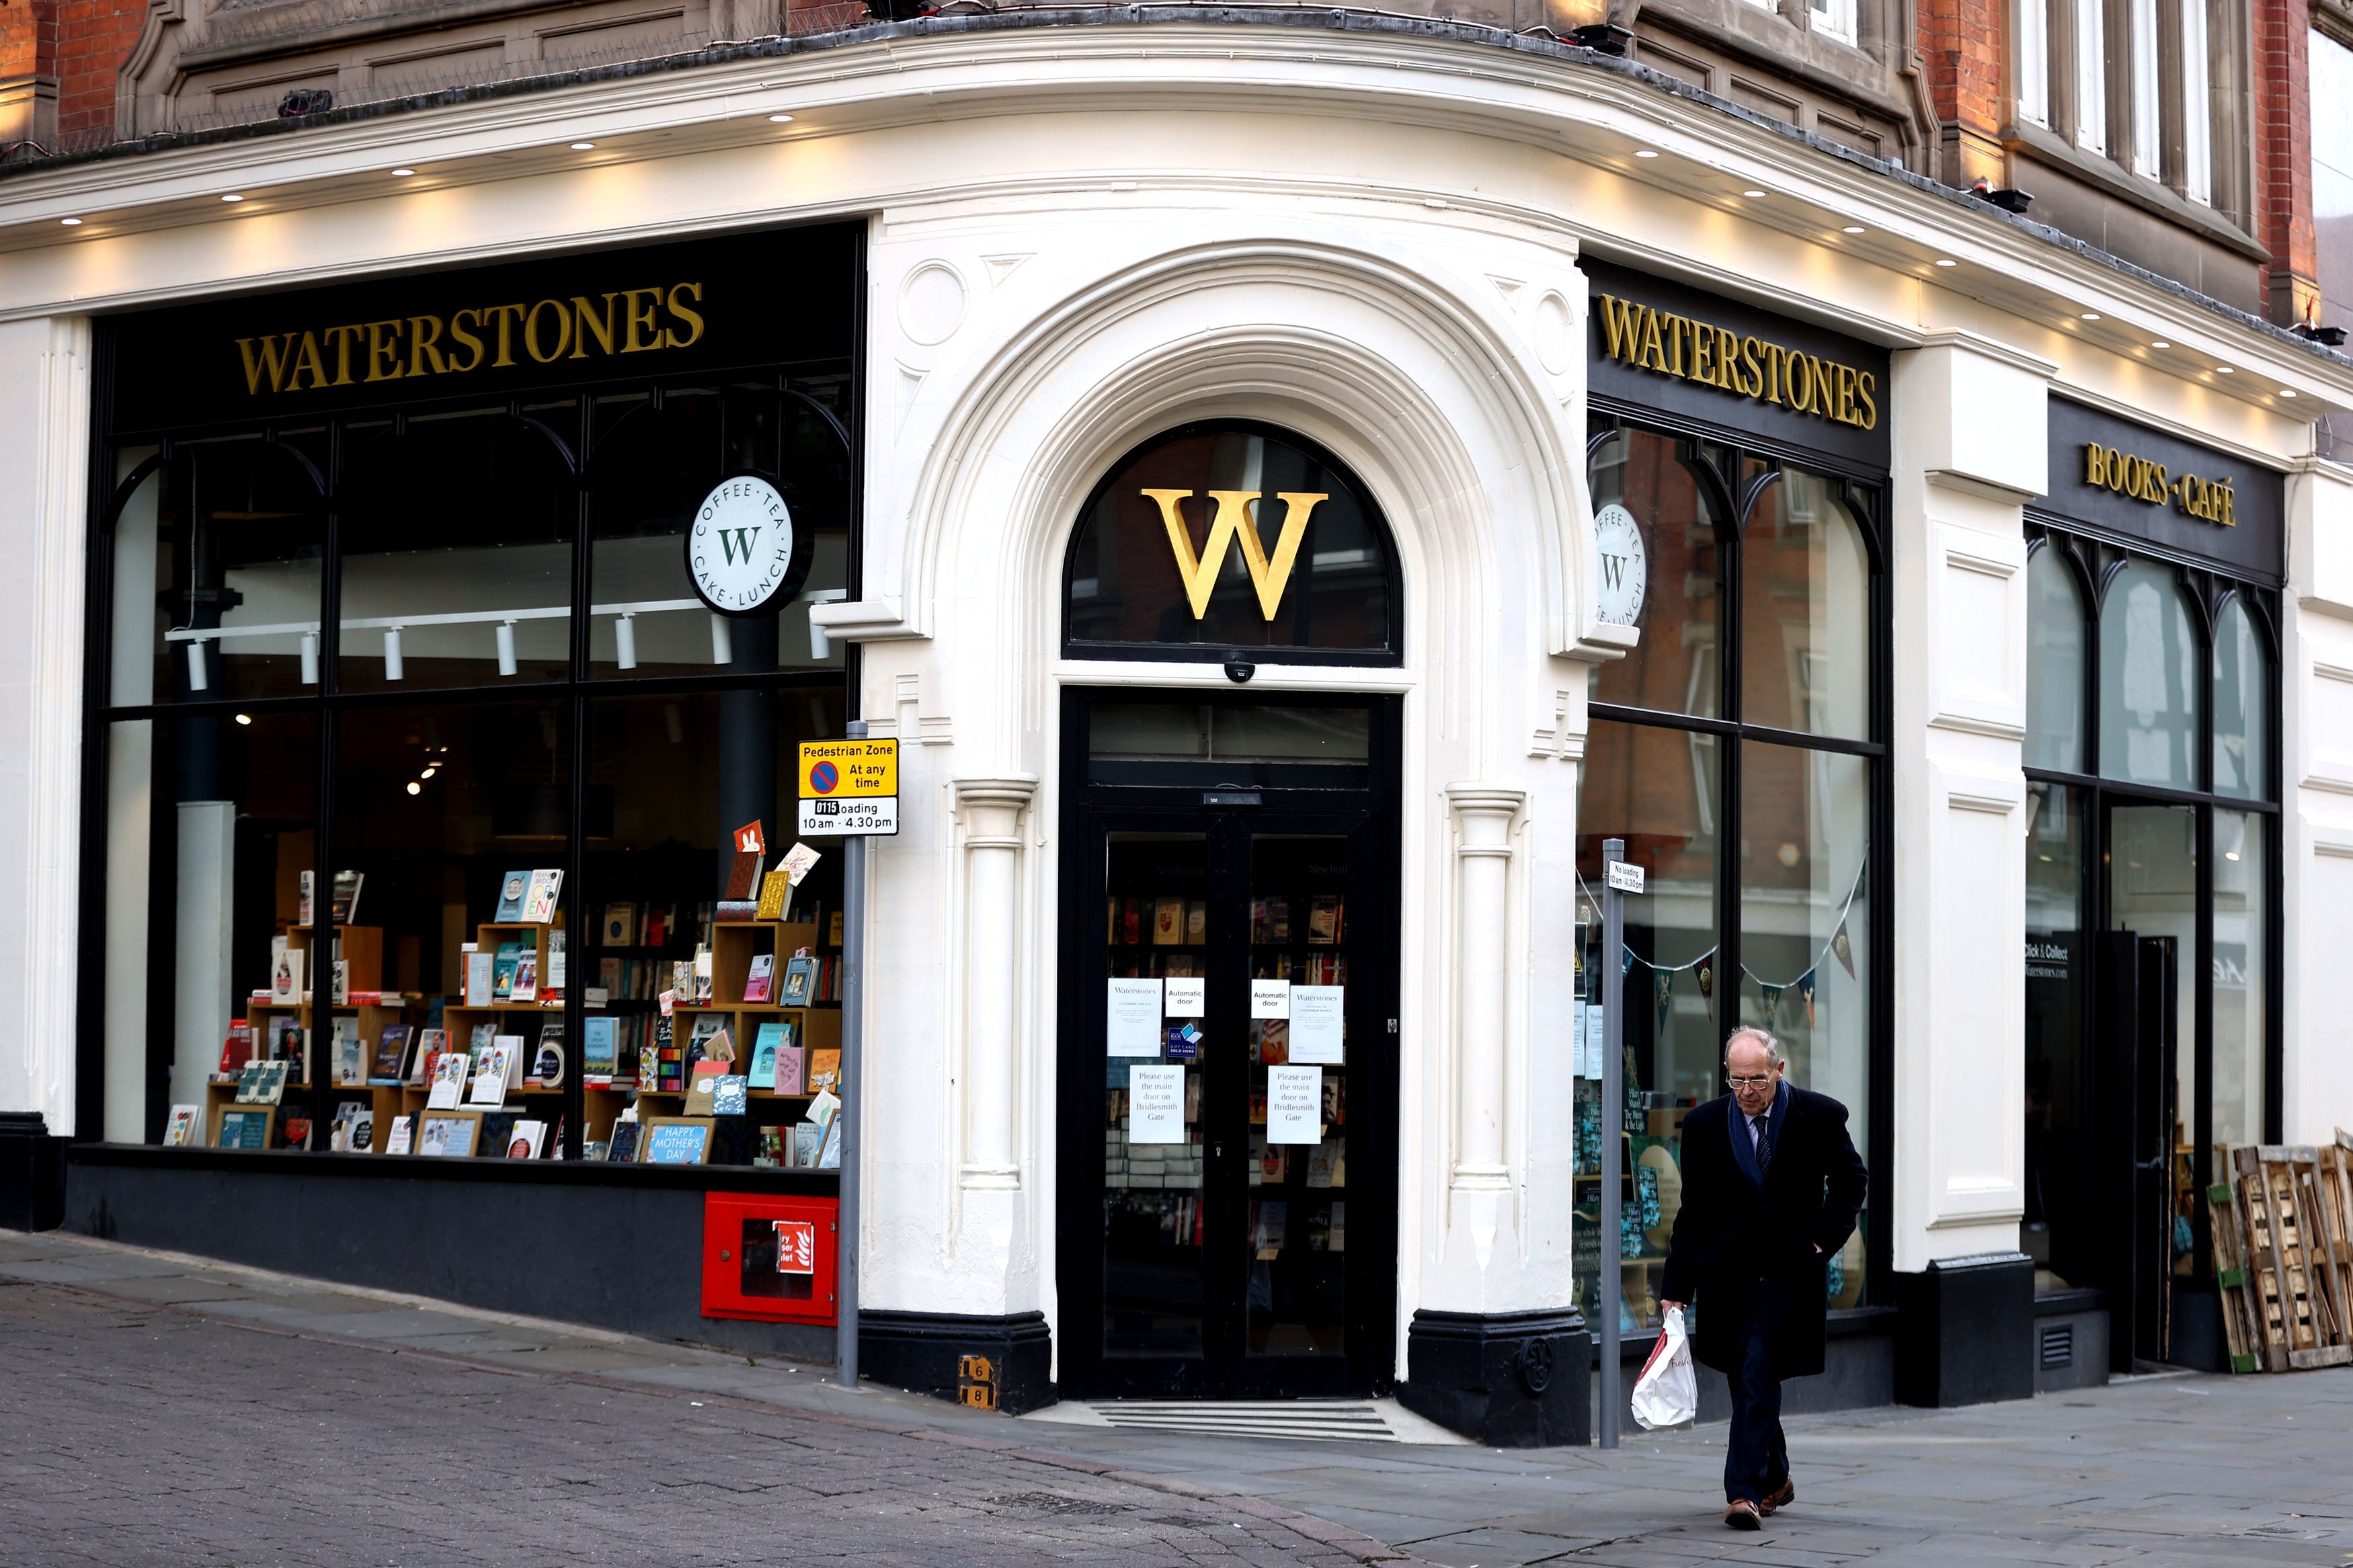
[7,1228,2349,1568]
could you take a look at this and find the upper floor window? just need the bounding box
[2020,0,2221,206]
[1064,423,1400,664]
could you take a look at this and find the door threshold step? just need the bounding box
[1022,1397,1471,1444]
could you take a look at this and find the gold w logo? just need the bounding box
[1140,489,1328,620]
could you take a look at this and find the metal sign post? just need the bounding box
[799,724,897,1391]
[1598,838,1642,1450]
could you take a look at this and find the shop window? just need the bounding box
[1585,427,1725,718]
[587,386,852,679]
[2213,811,2267,1151]
[338,411,576,692]
[2022,782,2089,1294]
[1064,423,1399,662]
[2098,560,2200,789]
[114,438,325,706]
[2026,544,2088,772]
[106,711,319,1145]
[1739,466,1869,741]
[2212,596,2270,800]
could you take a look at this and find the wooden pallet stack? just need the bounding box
[2213,1139,2353,1372]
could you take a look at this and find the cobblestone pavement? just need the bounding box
[0,1266,1389,1566]
[6,1227,2350,1568]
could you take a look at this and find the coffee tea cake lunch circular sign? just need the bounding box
[687,475,813,615]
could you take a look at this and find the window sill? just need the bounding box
[2001,120,2269,265]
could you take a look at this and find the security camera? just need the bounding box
[1224,657,1257,684]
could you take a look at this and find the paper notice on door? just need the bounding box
[1267,1065,1322,1143]
[1287,986,1344,1064]
[1128,1065,1186,1145]
[1250,979,1291,1020]
[1164,977,1206,1018]
[1107,978,1164,1057]
[1585,1003,1606,1078]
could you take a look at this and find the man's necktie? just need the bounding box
[1755,1115,1774,1177]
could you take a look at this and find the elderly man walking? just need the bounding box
[1659,1026,1867,1530]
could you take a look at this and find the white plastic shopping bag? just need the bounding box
[1630,1305,1697,1430]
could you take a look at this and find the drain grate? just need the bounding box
[990,1493,1127,1516]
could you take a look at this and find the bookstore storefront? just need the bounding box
[1568,263,1890,1356]
[69,220,865,1354]
[2020,401,2284,1373]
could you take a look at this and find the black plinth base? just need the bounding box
[0,1112,65,1233]
[859,1309,1055,1415]
[1893,1252,2034,1407]
[1399,1307,1591,1447]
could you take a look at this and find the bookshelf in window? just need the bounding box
[207,925,413,1149]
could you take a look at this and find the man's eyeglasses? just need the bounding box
[1726,1075,1776,1088]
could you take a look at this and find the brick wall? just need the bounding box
[53,0,144,138]
[1919,0,2006,140]
[2254,0,2319,323]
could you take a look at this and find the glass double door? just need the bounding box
[1062,802,1393,1399]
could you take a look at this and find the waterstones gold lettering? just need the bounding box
[1594,292,1878,430]
[233,280,708,397]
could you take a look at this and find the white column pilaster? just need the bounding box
[1448,786,1523,1194]
[955,777,1035,1192]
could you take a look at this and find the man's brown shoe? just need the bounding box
[1724,1499,1763,1530]
[1760,1479,1795,1515]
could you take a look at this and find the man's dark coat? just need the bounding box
[1659,1082,1868,1378]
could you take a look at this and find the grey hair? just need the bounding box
[1723,1026,1785,1068]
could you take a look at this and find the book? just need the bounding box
[370,1025,413,1084]
[216,1020,254,1074]
[693,946,714,1004]
[522,868,563,924]
[236,1059,290,1106]
[817,1117,842,1168]
[781,955,817,1007]
[464,950,493,1006]
[582,1016,618,1083]
[725,820,766,900]
[271,1017,306,1074]
[712,1075,749,1116]
[1187,900,1207,944]
[1152,896,1185,945]
[492,942,521,1000]
[476,1110,522,1155]
[828,910,844,947]
[510,948,539,1005]
[162,1105,200,1147]
[774,1028,806,1096]
[530,1021,564,1087]
[715,900,758,923]
[602,901,637,947]
[385,1115,415,1155]
[809,1048,842,1096]
[743,953,775,1004]
[506,1120,548,1159]
[216,1108,270,1149]
[426,1050,470,1110]
[605,1120,642,1163]
[333,1018,364,1086]
[684,1014,725,1069]
[417,1113,477,1158]
[684,1061,727,1116]
[645,1121,712,1165]
[793,1121,822,1167]
[749,1020,783,1089]
[494,870,530,923]
[545,929,565,997]
[408,1028,444,1086]
[755,868,791,922]
[280,1110,313,1151]
[1308,895,1344,945]
[269,942,303,1005]
[331,869,365,926]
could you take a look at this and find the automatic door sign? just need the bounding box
[797,739,899,836]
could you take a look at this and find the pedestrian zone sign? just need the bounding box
[798,739,899,836]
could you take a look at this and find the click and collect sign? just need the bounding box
[798,739,900,836]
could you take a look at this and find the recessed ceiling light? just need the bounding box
[2080,312,2101,321]
[2280,388,2299,397]
[768,113,795,123]
[1742,189,1767,198]
[59,216,82,226]
[1841,225,1866,234]
[570,140,595,151]
[234,713,252,726]
[1933,257,1956,267]
[2149,340,2170,349]
[221,193,244,202]
[2216,365,2235,374]
[407,781,422,796]
[1634,149,1659,158]
[391,167,416,176]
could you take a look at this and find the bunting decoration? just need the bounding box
[1622,946,1638,978]
[1654,970,1675,1037]
[1696,956,1715,1018]
[1832,922,1856,981]
[1798,970,1817,1028]
[1761,983,1783,1021]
